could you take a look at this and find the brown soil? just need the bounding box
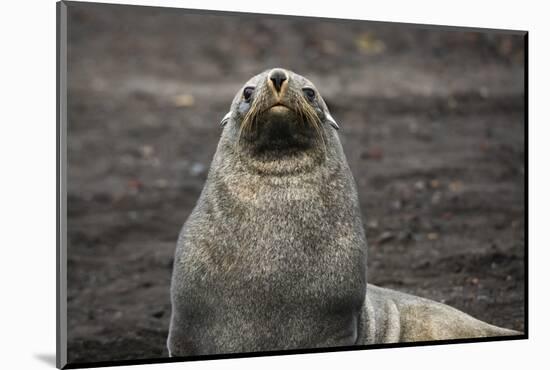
[65,2,525,365]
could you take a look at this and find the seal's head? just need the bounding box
[220,68,339,158]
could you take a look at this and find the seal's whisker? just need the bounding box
[237,85,327,156]
[298,95,327,155]
[238,91,263,147]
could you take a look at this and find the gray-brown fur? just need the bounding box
[168,68,519,357]
[358,285,519,344]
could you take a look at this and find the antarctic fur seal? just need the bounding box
[167,68,520,357]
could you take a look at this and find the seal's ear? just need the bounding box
[324,111,340,130]
[220,111,232,127]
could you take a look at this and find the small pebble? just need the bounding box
[427,232,439,241]
[414,181,426,191]
[376,231,394,245]
[190,162,206,177]
[172,93,195,107]
[140,145,155,159]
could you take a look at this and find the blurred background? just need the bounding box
[66,2,525,364]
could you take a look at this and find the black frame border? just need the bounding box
[56,1,529,369]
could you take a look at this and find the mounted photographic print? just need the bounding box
[57,1,527,368]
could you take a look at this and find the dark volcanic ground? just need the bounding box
[65,2,526,365]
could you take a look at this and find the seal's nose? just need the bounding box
[269,69,288,93]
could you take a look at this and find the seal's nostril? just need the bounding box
[269,69,287,93]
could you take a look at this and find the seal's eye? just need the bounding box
[302,88,316,102]
[243,87,255,102]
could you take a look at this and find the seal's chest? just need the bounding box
[186,226,366,309]
[179,171,366,312]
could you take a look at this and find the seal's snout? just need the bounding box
[268,68,289,95]
[236,68,334,148]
